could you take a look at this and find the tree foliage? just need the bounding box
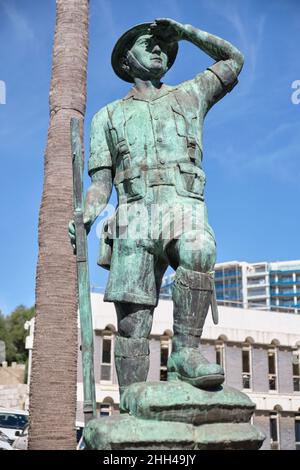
[0,305,34,364]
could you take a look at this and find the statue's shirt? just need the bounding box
[90,66,237,304]
[89,66,237,204]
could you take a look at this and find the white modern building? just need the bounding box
[161,260,300,314]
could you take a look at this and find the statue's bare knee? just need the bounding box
[177,231,216,272]
[115,302,154,338]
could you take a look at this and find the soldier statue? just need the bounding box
[69,18,244,397]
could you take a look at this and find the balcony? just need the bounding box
[270,280,296,286]
[247,266,268,276]
[270,269,300,275]
[271,301,297,308]
[271,292,300,297]
[247,276,267,285]
[215,284,242,290]
[247,290,267,298]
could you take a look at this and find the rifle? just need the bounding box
[71,117,96,425]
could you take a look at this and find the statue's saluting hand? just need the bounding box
[149,18,185,43]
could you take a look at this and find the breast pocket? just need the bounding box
[175,162,206,200]
[172,105,188,137]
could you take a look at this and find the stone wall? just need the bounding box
[0,363,25,385]
[0,384,29,410]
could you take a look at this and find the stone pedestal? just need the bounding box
[83,382,265,450]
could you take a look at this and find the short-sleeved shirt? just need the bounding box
[88,61,238,180]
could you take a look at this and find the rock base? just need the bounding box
[83,382,265,450]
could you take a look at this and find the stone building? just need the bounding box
[76,292,300,450]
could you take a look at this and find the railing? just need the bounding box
[270,292,300,297]
[215,284,242,289]
[270,269,300,274]
[214,271,242,278]
[270,280,295,285]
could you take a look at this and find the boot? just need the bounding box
[114,336,150,399]
[167,266,224,389]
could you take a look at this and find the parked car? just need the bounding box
[12,420,84,450]
[0,408,28,443]
[12,423,28,450]
[0,430,13,450]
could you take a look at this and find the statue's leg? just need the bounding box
[166,229,224,389]
[114,302,154,398]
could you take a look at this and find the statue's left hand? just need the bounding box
[150,18,184,43]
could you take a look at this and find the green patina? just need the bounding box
[71,118,96,424]
[70,18,265,449]
[81,18,245,392]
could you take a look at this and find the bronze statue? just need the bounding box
[69,18,244,397]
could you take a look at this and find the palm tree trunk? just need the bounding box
[29,0,89,450]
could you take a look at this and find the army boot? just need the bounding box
[167,266,224,389]
[114,336,150,399]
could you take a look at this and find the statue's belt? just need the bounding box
[114,162,205,187]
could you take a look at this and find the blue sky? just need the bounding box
[0,0,299,314]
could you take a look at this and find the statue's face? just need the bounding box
[127,33,169,79]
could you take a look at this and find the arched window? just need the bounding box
[242,343,252,390]
[295,414,300,450]
[268,347,278,391]
[100,330,114,383]
[160,331,172,381]
[270,412,280,450]
[99,397,114,417]
[293,349,300,392]
[215,341,225,369]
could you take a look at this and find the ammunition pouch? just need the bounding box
[114,162,206,203]
[97,215,115,270]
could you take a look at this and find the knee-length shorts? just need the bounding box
[102,196,216,307]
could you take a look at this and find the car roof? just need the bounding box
[0,408,28,415]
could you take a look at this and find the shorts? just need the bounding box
[103,195,216,307]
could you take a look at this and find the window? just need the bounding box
[160,337,171,381]
[242,346,252,389]
[253,265,267,273]
[99,403,112,417]
[268,348,277,391]
[0,412,28,430]
[295,416,300,450]
[247,287,267,297]
[100,335,113,382]
[215,343,225,369]
[293,352,300,392]
[270,413,280,450]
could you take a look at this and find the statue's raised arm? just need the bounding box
[151,18,244,87]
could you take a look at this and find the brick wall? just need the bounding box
[200,342,216,363]
[225,344,243,390]
[253,412,270,450]
[252,346,269,392]
[277,349,293,394]
[279,413,296,450]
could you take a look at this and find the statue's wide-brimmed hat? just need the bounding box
[111,22,179,83]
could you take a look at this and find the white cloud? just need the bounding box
[0,0,35,41]
[209,120,300,184]
[97,0,117,39]
[199,0,266,96]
